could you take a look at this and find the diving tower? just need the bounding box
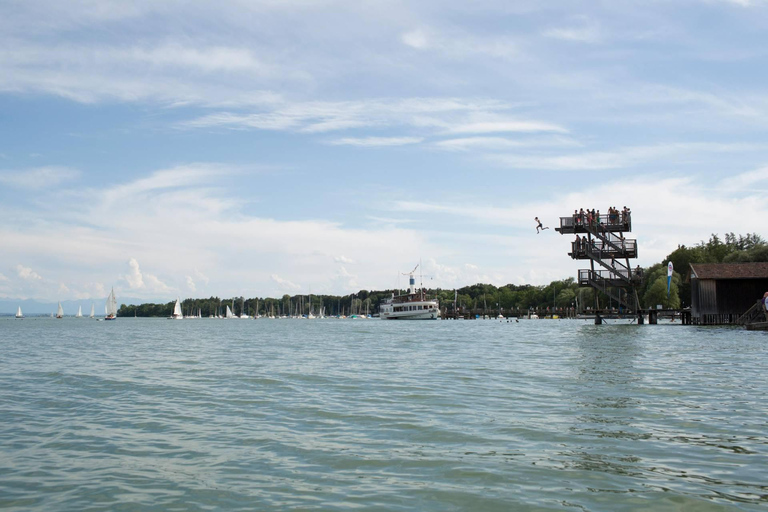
[556,211,643,324]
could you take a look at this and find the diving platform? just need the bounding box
[558,209,641,324]
[578,269,642,288]
[556,212,631,235]
[569,235,638,260]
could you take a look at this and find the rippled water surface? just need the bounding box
[1,318,767,511]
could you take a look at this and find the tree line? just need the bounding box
[117,232,766,317]
[637,232,766,310]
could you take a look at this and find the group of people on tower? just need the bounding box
[572,206,631,229]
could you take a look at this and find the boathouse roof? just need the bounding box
[690,262,768,280]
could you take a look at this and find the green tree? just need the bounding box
[642,272,681,309]
[556,288,576,309]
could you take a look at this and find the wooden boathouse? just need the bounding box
[556,210,643,324]
[690,262,768,325]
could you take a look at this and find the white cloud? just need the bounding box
[72,282,106,300]
[543,27,601,43]
[144,274,172,294]
[446,121,568,135]
[16,264,42,280]
[271,274,301,291]
[543,18,603,43]
[721,0,755,6]
[399,26,519,60]
[186,275,196,292]
[601,84,768,121]
[177,97,519,135]
[124,44,266,73]
[719,166,768,192]
[489,142,765,171]
[365,216,415,225]
[434,136,581,151]
[401,29,429,49]
[120,258,171,294]
[331,265,358,291]
[393,201,522,227]
[328,136,423,147]
[194,268,210,285]
[124,258,144,288]
[53,163,425,297]
[0,39,297,105]
[334,255,356,264]
[0,272,8,281]
[0,166,80,189]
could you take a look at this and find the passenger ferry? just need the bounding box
[380,266,440,320]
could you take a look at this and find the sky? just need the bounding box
[1,0,767,303]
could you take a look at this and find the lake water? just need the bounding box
[1,317,766,511]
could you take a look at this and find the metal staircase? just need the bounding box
[557,212,643,322]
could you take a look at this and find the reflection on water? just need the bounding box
[0,318,766,510]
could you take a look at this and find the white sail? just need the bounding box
[171,298,183,319]
[75,306,83,318]
[105,288,117,319]
[225,305,234,318]
[90,304,95,318]
[56,302,64,318]
[16,306,23,319]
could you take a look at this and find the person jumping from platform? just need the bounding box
[535,217,549,234]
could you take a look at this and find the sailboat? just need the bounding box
[170,298,183,320]
[90,304,95,318]
[307,294,315,319]
[15,306,23,319]
[105,288,117,320]
[56,302,64,319]
[225,305,234,319]
[75,306,83,318]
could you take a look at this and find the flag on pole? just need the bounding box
[667,262,674,298]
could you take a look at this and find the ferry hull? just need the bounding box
[382,314,439,320]
[380,309,440,320]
